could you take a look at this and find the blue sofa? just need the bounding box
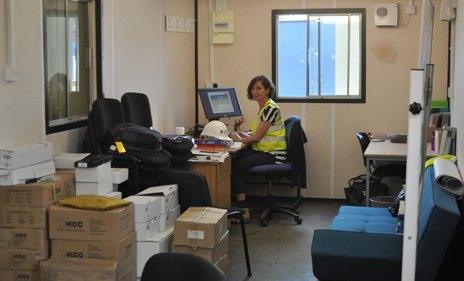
[311,167,461,281]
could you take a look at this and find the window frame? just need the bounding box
[272,8,366,103]
[43,0,103,134]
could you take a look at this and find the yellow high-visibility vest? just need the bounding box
[251,99,286,152]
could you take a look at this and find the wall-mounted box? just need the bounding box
[375,3,398,27]
[212,11,234,33]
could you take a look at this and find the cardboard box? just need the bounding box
[105,191,122,199]
[0,269,39,281]
[0,179,64,207]
[54,171,76,198]
[137,185,178,214]
[51,232,136,269]
[40,257,136,281]
[0,207,47,229]
[172,231,228,262]
[49,204,134,242]
[135,217,158,241]
[159,205,180,232]
[111,168,128,184]
[0,227,48,250]
[54,153,89,170]
[0,142,53,170]
[214,254,228,273]
[0,248,48,270]
[124,196,155,223]
[75,162,111,183]
[136,227,173,277]
[76,175,113,196]
[0,161,56,186]
[173,207,227,249]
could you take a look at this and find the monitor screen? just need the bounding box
[198,88,243,120]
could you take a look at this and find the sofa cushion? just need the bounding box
[330,206,397,234]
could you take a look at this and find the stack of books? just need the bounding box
[190,138,231,163]
[432,126,457,155]
[194,138,232,152]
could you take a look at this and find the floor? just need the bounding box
[226,199,343,281]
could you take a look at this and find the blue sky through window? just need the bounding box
[278,19,336,97]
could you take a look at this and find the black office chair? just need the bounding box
[247,116,307,227]
[356,132,406,183]
[141,253,227,281]
[121,92,154,128]
[120,92,252,277]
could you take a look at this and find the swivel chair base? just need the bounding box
[256,181,303,227]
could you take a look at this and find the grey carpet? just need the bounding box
[227,200,343,281]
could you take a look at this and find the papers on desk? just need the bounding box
[189,148,229,163]
[434,158,464,196]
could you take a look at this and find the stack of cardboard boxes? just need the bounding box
[45,203,137,280]
[134,185,181,278]
[0,174,75,281]
[172,207,229,272]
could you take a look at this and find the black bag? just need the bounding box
[162,136,194,154]
[112,123,170,168]
[113,123,163,152]
[344,174,388,206]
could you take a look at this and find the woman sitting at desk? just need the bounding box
[229,75,287,208]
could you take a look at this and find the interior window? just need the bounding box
[43,0,98,133]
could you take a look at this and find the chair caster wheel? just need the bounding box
[295,217,302,224]
[260,218,268,227]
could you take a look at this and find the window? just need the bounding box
[272,9,366,103]
[43,0,101,134]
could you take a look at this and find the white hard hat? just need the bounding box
[201,121,232,141]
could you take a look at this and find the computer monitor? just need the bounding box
[198,87,243,120]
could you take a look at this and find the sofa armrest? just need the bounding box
[311,229,403,281]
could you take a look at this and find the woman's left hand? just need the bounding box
[229,131,242,141]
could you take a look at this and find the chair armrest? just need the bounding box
[311,229,403,281]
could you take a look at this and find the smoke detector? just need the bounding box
[375,3,399,27]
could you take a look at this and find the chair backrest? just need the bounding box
[90,98,125,153]
[141,253,226,281]
[356,132,370,167]
[121,92,153,128]
[284,116,308,188]
[416,167,461,281]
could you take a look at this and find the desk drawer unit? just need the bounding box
[190,156,231,208]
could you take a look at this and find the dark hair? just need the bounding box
[246,75,276,100]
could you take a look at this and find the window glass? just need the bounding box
[277,14,307,98]
[44,0,97,132]
[273,9,365,102]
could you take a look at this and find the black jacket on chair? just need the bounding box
[285,116,308,188]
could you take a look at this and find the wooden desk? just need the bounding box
[364,140,436,206]
[190,156,231,208]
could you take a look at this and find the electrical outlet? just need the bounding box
[406,4,416,15]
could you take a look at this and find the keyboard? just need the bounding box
[231,141,243,150]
